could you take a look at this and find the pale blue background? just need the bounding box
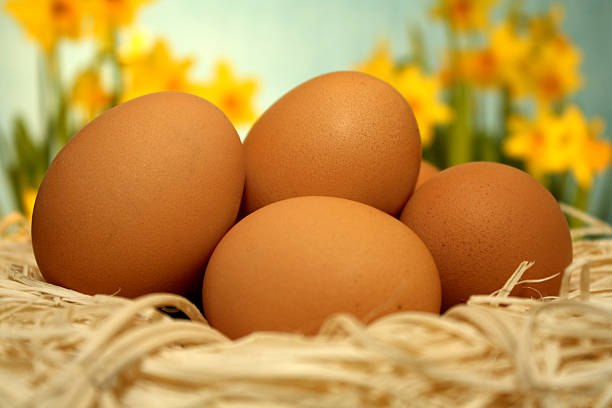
[1,0,611,220]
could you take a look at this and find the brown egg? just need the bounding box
[243,71,421,216]
[400,162,572,311]
[415,161,440,190]
[32,92,244,298]
[203,196,441,339]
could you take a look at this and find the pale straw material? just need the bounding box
[0,206,611,408]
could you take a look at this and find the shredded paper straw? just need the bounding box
[0,205,611,408]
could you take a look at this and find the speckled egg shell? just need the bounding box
[32,92,245,298]
[243,71,421,216]
[203,196,441,339]
[400,162,572,311]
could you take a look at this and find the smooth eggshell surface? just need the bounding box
[400,162,572,311]
[203,196,441,339]
[243,71,421,216]
[32,92,245,298]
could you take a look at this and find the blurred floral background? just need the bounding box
[0,0,611,223]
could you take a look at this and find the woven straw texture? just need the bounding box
[1,205,611,408]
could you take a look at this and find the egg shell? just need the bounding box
[415,161,440,190]
[400,162,573,311]
[243,71,421,216]
[32,92,245,298]
[203,196,441,339]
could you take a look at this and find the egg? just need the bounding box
[243,71,421,216]
[202,196,441,339]
[415,161,440,190]
[400,162,573,311]
[32,92,244,298]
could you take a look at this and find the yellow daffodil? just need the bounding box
[562,107,610,188]
[21,187,37,222]
[394,66,452,146]
[71,69,110,119]
[86,0,154,43]
[455,49,497,87]
[529,5,565,45]
[504,111,570,178]
[121,40,260,126]
[504,105,611,188]
[455,23,530,95]
[443,5,581,104]
[120,39,196,102]
[354,41,395,84]
[118,26,154,64]
[357,43,451,146]
[529,35,582,105]
[521,6,582,104]
[431,0,498,32]
[88,0,154,27]
[5,0,84,53]
[195,61,259,126]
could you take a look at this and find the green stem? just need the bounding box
[559,171,569,203]
[535,171,551,192]
[48,47,69,157]
[445,26,473,166]
[409,25,427,71]
[570,185,589,228]
[501,87,511,126]
[600,171,612,223]
[499,87,525,169]
[109,25,122,106]
[448,82,474,166]
[44,47,60,166]
[500,87,511,164]
[475,91,500,163]
[548,172,567,204]
[482,134,500,162]
[37,53,47,150]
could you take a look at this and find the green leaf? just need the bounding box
[57,95,71,145]
[7,166,24,213]
[13,116,45,187]
[0,123,10,168]
[424,126,449,169]
[14,117,36,185]
[408,24,427,71]
[447,82,474,166]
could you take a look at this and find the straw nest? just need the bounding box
[1,205,611,408]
